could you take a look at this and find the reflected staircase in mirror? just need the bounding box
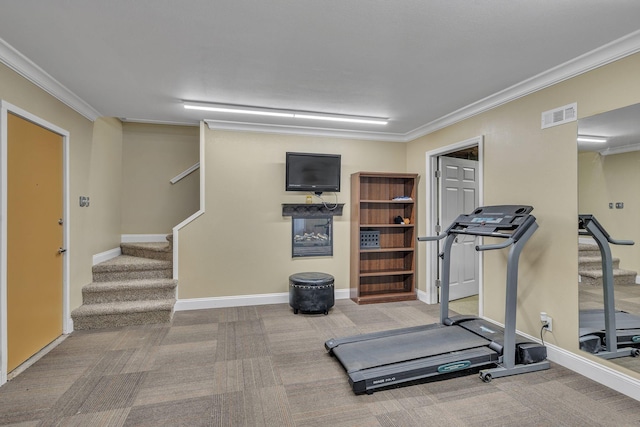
[579,243,637,286]
[71,235,176,330]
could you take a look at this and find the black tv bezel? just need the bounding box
[285,152,341,194]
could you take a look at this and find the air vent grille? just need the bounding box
[541,102,577,129]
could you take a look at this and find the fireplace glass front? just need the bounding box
[292,216,333,257]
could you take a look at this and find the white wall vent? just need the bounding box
[541,102,577,129]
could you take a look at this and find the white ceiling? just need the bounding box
[1,1,640,141]
[578,103,640,154]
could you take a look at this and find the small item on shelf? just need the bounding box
[360,231,380,249]
[394,216,404,224]
[306,195,313,204]
[392,196,413,201]
[403,217,411,224]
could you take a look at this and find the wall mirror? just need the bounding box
[578,102,640,373]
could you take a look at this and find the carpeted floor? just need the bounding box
[2,299,640,426]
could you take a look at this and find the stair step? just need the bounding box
[93,255,172,282]
[578,255,620,271]
[71,299,175,330]
[121,242,172,261]
[579,269,638,286]
[578,244,602,258]
[82,279,177,304]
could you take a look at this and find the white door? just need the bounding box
[438,156,479,301]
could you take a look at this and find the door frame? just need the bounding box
[0,100,70,386]
[424,135,484,312]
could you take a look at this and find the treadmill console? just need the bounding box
[448,205,534,238]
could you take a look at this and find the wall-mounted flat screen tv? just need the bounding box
[285,152,341,194]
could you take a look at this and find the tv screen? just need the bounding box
[286,152,341,193]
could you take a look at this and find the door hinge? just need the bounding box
[435,170,441,179]
[435,279,441,288]
[435,224,441,233]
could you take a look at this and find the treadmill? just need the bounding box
[578,214,640,359]
[325,205,550,394]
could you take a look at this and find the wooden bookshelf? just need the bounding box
[350,172,418,304]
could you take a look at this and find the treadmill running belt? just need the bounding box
[580,309,640,334]
[332,325,491,373]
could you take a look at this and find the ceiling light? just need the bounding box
[577,135,607,143]
[183,102,388,125]
[184,103,293,118]
[293,114,388,125]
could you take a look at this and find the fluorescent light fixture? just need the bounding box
[293,113,387,125]
[184,102,387,125]
[577,135,607,143]
[184,103,293,118]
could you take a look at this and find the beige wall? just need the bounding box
[121,122,200,234]
[407,52,640,377]
[579,150,640,274]
[0,63,123,310]
[89,117,123,255]
[178,129,406,299]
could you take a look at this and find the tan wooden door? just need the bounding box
[7,113,63,372]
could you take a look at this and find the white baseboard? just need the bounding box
[416,288,429,303]
[92,247,121,266]
[121,234,168,243]
[481,317,640,401]
[174,288,350,311]
[546,342,640,401]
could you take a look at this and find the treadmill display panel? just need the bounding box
[470,217,503,224]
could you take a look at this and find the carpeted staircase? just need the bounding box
[71,235,177,330]
[578,242,637,286]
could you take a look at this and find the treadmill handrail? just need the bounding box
[579,214,635,246]
[417,233,447,242]
[476,238,514,251]
[608,237,634,246]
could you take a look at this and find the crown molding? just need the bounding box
[404,29,640,142]
[205,119,406,142]
[0,38,101,121]
[598,142,640,156]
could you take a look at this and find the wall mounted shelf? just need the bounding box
[282,203,344,217]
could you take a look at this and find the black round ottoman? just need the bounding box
[289,272,335,315]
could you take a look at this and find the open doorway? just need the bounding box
[424,136,484,317]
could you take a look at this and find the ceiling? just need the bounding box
[1,1,640,141]
[578,103,640,154]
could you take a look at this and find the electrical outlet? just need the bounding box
[540,311,552,332]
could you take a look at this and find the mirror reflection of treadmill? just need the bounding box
[325,205,550,394]
[578,214,640,360]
